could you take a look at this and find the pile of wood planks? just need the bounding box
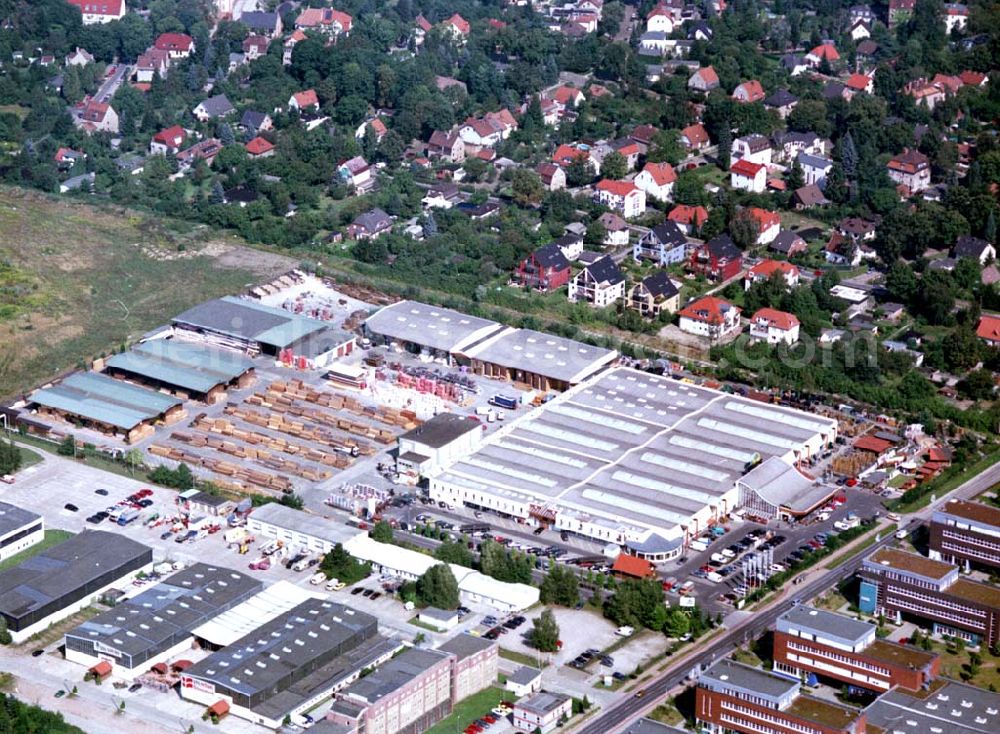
[189,416,353,469]
[243,392,395,446]
[225,403,379,454]
[170,430,334,482]
[148,444,294,493]
[268,379,420,430]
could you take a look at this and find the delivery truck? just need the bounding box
[489,394,518,410]
[117,509,140,526]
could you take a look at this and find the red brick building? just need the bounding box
[689,234,743,281]
[929,499,1000,571]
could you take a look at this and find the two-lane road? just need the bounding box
[573,459,1000,734]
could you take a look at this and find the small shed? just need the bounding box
[418,606,459,631]
[87,660,112,683]
[506,665,543,697]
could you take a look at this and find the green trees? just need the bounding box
[663,609,692,639]
[539,565,580,607]
[529,609,561,652]
[0,440,21,476]
[320,544,371,585]
[478,539,534,583]
[434,539,474,567]
[57,435,76,457]
[601,151,628,180]
[511,169,545,207]
[0,693,84,733]
[417,564,460,609]
[369,520,394,543]
[603,578,667,630]
[149,463,195,490]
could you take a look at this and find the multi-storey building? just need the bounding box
[696,659,866,734]
[929,499,1000,571]
[774,605,940,693]
[859,547,1000,646]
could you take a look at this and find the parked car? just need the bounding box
[95,488,109,496]
[64,503,78,512]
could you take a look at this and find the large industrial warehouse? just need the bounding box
[0,531,152,643]
[64,563,263,678]
[364,300,618,390]
[429,367,838,561]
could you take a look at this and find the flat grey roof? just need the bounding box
[437,633,494,660]
[777,606,876,646]
[865,680,1000,734]
[0,531,150,622]
[419,606,457,621]
[172,296,329,349]
[29,372,182,430]
[364,300,507,354]
[340,647,450,704]
[66,563,262,661]
[508,665,541,685]
[247,503,361,546]
[622,720,688,734]
[701,659,799,699]
[434,368,836,539]
[185,599,378,699]
[401,413,480,449]
[105,339,254,395]
[518,691,570,715]
[461,328,618,385]
[0,502,41,537]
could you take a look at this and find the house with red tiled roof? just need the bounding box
[730,159,766,193]
[537,163,566,191]
[150,125,186,155]
[550,86,585,108]
[427,130,464,163]
[932,73,963,95]
[244,136,275,159]
[688,66,720,92]
[845,73,874,95]
[242,35,270,60]
[646,4,676,33]
[807,43,839,66]
[67,0,125,24]
[887,148,931,194]
[552,143,593,170]
[53,147,86,168]
[74,99,119,134]
[668,204,709,234]
[459,110,517,150]
[155,33,195,59]
[732,80,765,103]
[744,207,781,245]
[745,260,800,290]
[679,296,742,340]
[135,48,170,82]
[355,117,387,143]
[679,123,710,150]
[595,179,646,218]
[289,89,319,111]
[749,308,800,344]
[634,161,677,202]
[611,554,656,579]
[960,70,989,88]
[282,29,307,64]
[904,78,946,110]
[977,314,1000,345]
[443,13,471,37]
[295,7,353,36]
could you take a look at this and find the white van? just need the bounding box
[689,540,708,553]
[309,571,327,586]
[710,553,727,564]
[325,577,340,591]
[615,626,635,637]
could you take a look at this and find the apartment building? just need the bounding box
[774,605,940,693]
[696,659,866,734]
[929,499,1000,571]
[859,547,1000,646]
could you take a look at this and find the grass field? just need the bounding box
[0,186,295,400]
[17,445,42,469]
[424,685,511,734]
[0,529,74,572]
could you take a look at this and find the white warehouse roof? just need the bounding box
[192,580,324,648]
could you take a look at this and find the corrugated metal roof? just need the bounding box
[29,372,181,430]
[106,340,253,394]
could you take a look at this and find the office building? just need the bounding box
[0,502,43,563]
[929,499,1000,570]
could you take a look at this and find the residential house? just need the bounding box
[414,14,432,45]
[849,18,872,40]
[554,233,585,260]
[634,161,677,202]
[598,212,630,247]
[60,172,95,193]
[806,42,840,67]
[427,130,465,163]
[242,35,270,60]
[668,204,709,234]
[960,70,989,88]
[176,138,222,170]
[295,8,353,37]
[733,134,772,166]
[356,117,387,143]
[889,0,916,27]
[746,260,800,290]
[730,159,767,193]
[825,233,861,266]
[149,125,186,155]
[608,139,641,169]
[840,217,878,242]
[634,222,688,266]
[850,4,877,23]
[629,124,658,153]
[65,47,94,67]
[75,100,118,134]
[763,89,798,119]
[193,94,235,121]
[639,31,673,56]
[646,5,675,32]
[687,66,720,92]
[679,123,710,151]
[792,184,830,209]
[568,256,626,307]
[443,13,471,39]
[288,89,319,112]
[550,86,585,109]
[227,52,246,74]
[594,179,646,218]
[976,314,1000,346]
[338,156,373,192]
[244,136,275,159]
[67,0,125,24]
[732,80,765,103]
[943,3,968,33]
[154,33,195,59]
[798,153,834,190]
[239,110,272,135]
[772,131,824,163]
[421,182,461,209]
[769,231,807,257]
[282,29,306,65]
[690,235,743,281]
[954,235,996,264]
[749,308,801,344]
[781,54,810,76]
[746,207,781,246]
[857,39,879,63]
[135,48,170,82]
[513,244,572,292]
[347,208,392,240]
[887,148,931,193]
[904,78,946,109]
[689,20,713,40]
[239,11,282,37]
[678,296,742,340]
[628,272,681,318]
[53,148,86,169]
[459,110,516,151]
[537,163,566,191]
[845,73,874,96]
[514,692,572,734]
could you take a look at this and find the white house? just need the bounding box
[679,297,742,340]
[594,179,646,218]
[730,159,767,193]
[749,308,800,345]
[568,256,626,307]
[732,134,772,166]
[798,153,834,190]
[634,161,677,202]
[745,260,800,290]
[943,3,968,33]
[646,6,675,32]
[67,0,125,24]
